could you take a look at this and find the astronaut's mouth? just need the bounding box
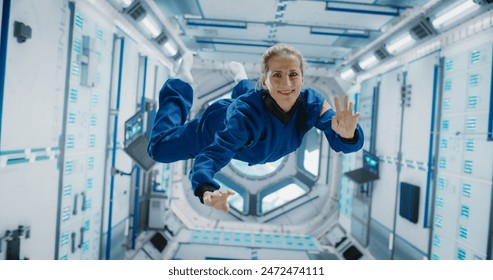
[278,90,295,96]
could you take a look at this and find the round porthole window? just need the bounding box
[229,156,286,179]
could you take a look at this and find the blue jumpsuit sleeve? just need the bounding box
[315,108,364,153]
[189,100,260,193]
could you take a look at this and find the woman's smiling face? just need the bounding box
[262,54,304,112]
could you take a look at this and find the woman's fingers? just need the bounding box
[334,96,341,113]
[203,189,236,212]
[203,193,213,205]
[334,95,355,113]
[217,189,235,197]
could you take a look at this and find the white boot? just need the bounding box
[228,61,248,84]
[175,51,194,84]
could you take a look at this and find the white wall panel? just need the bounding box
[0,160,59,259]
[465,65,491,113]
[144,58,157,100]
[437,135,463,175]
[154,64,169,101]
[457,179,492,252]
[433,176,460,238]
[58,3,113,260]
[432,35,493,259]
[461,136,493,181]
[1,0,68,151]
[430,233,456,260]
[101,36,139,235]
[339,86,363,224]
[394,53,438,253]
[0,0,69,260]
[358,77,377,152]
[371,67,403,229]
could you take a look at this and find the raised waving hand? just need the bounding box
[331,95,360,139]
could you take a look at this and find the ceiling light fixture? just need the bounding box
[432,0,480,29]
[359,54,378,70]
[385,33,416,54]
[340,68,355,80]
[119,0,134,8]
[163,41,178,57]
[140,15,161,38]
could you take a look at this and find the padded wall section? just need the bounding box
[58,4,113,260]
[0,0,69,259]
[431,34,493,260]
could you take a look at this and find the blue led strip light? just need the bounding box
[131,167,140,249]
[132,56,148,250]
[424,64,439,228]
[370,86,377,150]
[310,29,369,39]
[487,44,493,141]
[407,184,412,221]
[306,60,336,65]
[399,183,404,215]
[0,0,12,149]
[141,57,148,113]
[186,20,247,29]
[106,37,125,260]
[195,39,271,48]
[326,1,400,17]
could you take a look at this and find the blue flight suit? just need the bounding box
[148,79,364,200]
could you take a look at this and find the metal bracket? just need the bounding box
[401,84,412,107]
[1,225,31,260]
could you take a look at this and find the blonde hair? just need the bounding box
[261,44,305,83]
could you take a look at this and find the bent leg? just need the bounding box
[148,79,202,163]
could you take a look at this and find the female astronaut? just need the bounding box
[148,44,364,212]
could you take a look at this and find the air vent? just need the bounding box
[126,1,147,21]
[155,32,168,45]
[410,19,436,40]
[351,64,362,73]
[473,0,493,5]
[374,46,390,60]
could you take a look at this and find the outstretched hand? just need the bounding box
[332,95,360,139]
[203,189,236,213]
